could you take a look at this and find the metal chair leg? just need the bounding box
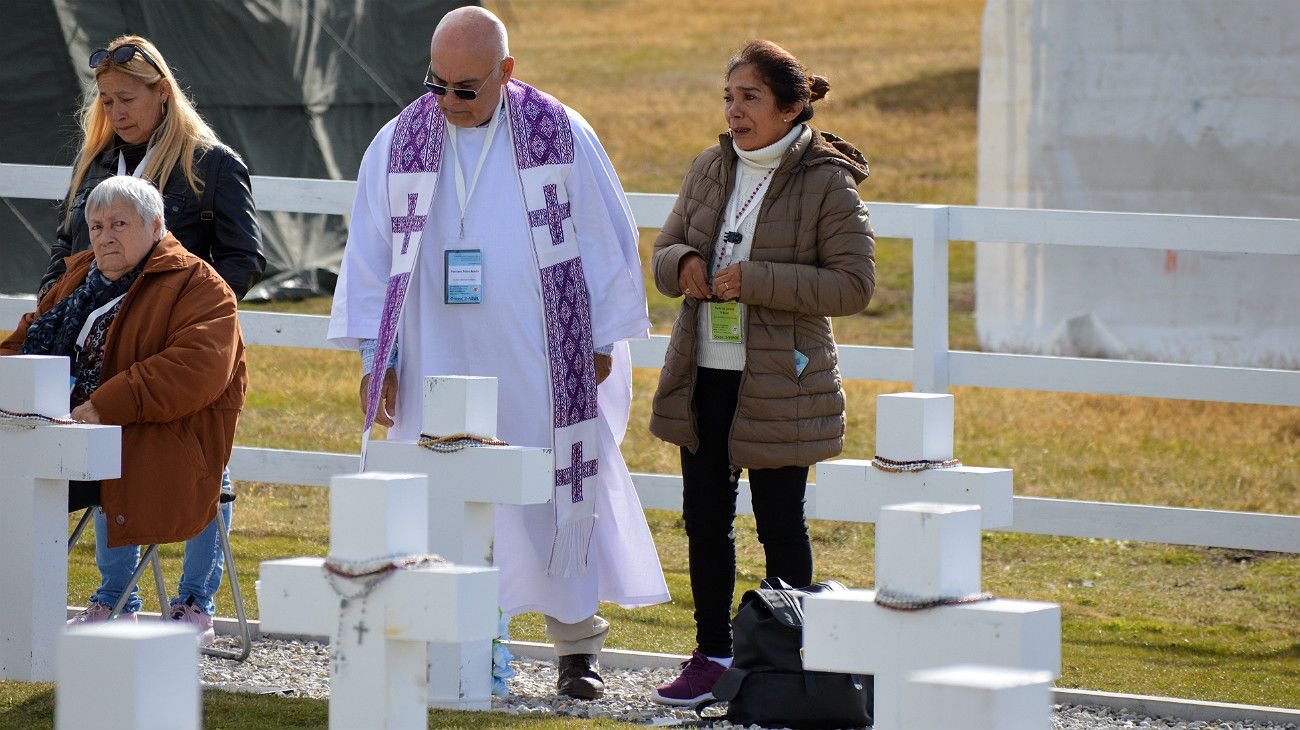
[109,545,157,620]
[82,498,250,661]
[202,506,251,661]
[67,509,94,555]
[151,549,167,618]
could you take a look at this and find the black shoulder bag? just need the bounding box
[703,578,873,729]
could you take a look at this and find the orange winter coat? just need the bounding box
[1,234,246,547]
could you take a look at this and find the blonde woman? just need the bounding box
[44,36,263,645]
[39,35,264,298]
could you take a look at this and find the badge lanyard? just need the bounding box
[445,101,504,239]
[116,145,157,178]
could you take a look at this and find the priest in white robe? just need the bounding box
[327,7,669,700]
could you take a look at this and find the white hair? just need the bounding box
[85,175,165,232]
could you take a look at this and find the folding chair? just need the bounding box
[68,490,252,661]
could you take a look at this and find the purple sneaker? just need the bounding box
[652,649,728,706]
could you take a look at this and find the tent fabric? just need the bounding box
[0,0,470,297]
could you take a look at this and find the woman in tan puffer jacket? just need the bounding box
[649,40,875,705]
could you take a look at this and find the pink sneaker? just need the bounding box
[169,598,216,647]
[651,649,728,706]
[66,602,136,627]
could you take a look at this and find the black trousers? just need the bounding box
[68,480,101,513]
[681,367,813,658]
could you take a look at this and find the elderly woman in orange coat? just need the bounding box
[1,175,246,626]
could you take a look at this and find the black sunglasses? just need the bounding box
[423,64,501,101]
[89,44,165,78]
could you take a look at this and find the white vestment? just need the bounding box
[329,99,669,622]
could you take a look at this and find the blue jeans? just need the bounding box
[90,468,233,615]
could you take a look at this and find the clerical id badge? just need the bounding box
[444,249,483,304]
[709,301,743,343]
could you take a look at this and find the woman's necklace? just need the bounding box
[717,167,774,269]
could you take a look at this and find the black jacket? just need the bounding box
[39,141,266,300]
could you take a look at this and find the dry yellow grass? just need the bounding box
[494,0,982,203]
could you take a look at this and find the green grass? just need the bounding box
[0,682,618,729]
[63,484,1300,708]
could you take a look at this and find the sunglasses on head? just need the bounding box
[89,44,165,78]
[423,63,502,101]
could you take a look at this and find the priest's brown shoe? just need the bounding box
[557,653,605,700]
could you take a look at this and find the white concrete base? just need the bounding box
[57,623,200,730]
[904,664,1053,729]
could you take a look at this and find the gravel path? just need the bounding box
[199,637,1297,729]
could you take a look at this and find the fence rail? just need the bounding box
[2,163,1297,553]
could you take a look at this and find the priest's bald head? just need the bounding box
[428,6,516,128]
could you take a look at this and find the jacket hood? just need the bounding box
[142,233,190,274]
[800,129,869,183]
[719,126,869,184]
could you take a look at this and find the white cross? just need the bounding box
[816,392,1014,528]
[802,502,1061,730]
[903,664,1054,730]
[364,375,553,707]
[57,623,200,730]
[0,355,120,681]
[259,472,499,727]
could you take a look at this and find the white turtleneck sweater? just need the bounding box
[696,123,804,371]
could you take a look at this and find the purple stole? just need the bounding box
[363,80,599,577]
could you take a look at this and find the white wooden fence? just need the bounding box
[3,163,1298,554]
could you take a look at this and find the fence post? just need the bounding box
[911,204,951,393]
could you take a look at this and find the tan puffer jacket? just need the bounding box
[649,125,875,469]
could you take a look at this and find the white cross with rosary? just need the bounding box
[0,355,120,682]
[815,393,1015,529]
[259,472,499,726]
[364,375,553,707]
[802,502,1062,729]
